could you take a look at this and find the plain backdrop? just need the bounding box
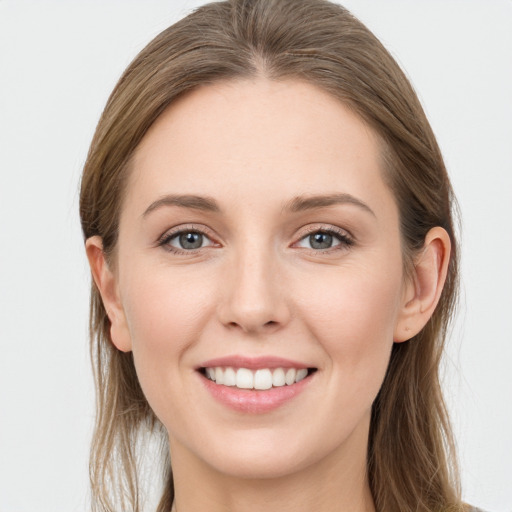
[0,1,511,511]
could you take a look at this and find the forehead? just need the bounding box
[125,78,396,221]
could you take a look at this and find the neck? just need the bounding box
[169,421,375,512]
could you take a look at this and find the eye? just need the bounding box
[159,227,216,253]
[295,228,353,252]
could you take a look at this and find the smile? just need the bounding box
[202,366,315,390]
[197,356,317,412]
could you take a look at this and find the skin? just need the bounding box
[87,78,450,512]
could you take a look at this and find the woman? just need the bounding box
[80,0,479,510]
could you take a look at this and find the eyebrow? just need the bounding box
[143,194,221,217]
[283,193,376,217]
[142,192,375,218]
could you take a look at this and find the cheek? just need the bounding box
[296,257,403,385]
[121,261,216,345]
[118,266,216,410]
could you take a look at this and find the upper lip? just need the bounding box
[197,355,313,370]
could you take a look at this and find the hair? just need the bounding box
[79,1,463,511]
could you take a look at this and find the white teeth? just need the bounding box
[223,367,236,386]
[254,369,273,390]
[204,366,312,389]
[236,368,254,389]
[272,368,286,387]
[285,368,296,385]
[295,368,308,382]
[215,367,224,385]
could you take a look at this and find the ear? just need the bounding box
[394,227,451,343]
[85,236,132,352]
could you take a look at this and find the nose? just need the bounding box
[217,242,291,335]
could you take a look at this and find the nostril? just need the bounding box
[225,318,281,334]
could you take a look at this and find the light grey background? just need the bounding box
[0,1,511,510]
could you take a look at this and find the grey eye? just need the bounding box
[297,231,342,250]
[166,231,213,250]
[309,232,334,250]
[177,232,203,249]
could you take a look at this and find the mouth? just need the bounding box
[199,366,318,390]
[196,355,318,412]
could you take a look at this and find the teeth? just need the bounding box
[272,368,286,387]
[204,366,311,389]
[295,368,308,382]
[215,367,224,385]
[223,367,236,386]
[236,368,254,389]
[254,369,273,390]
[285,368,296,385]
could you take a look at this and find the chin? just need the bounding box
[205,447,313,480]
[178,425,346,481]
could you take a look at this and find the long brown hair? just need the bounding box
[80,1,462,510]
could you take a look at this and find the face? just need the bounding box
[104,79,413,479]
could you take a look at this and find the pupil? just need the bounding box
[310,232,332,249]
[180,232,202,249]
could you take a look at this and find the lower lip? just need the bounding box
[199,372,314,413]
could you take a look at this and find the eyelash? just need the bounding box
[157,224,217,255]
[157,224,354,255]
[296,225,354,253]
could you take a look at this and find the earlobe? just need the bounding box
[394,227,451,343]
[85,236,132,352]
